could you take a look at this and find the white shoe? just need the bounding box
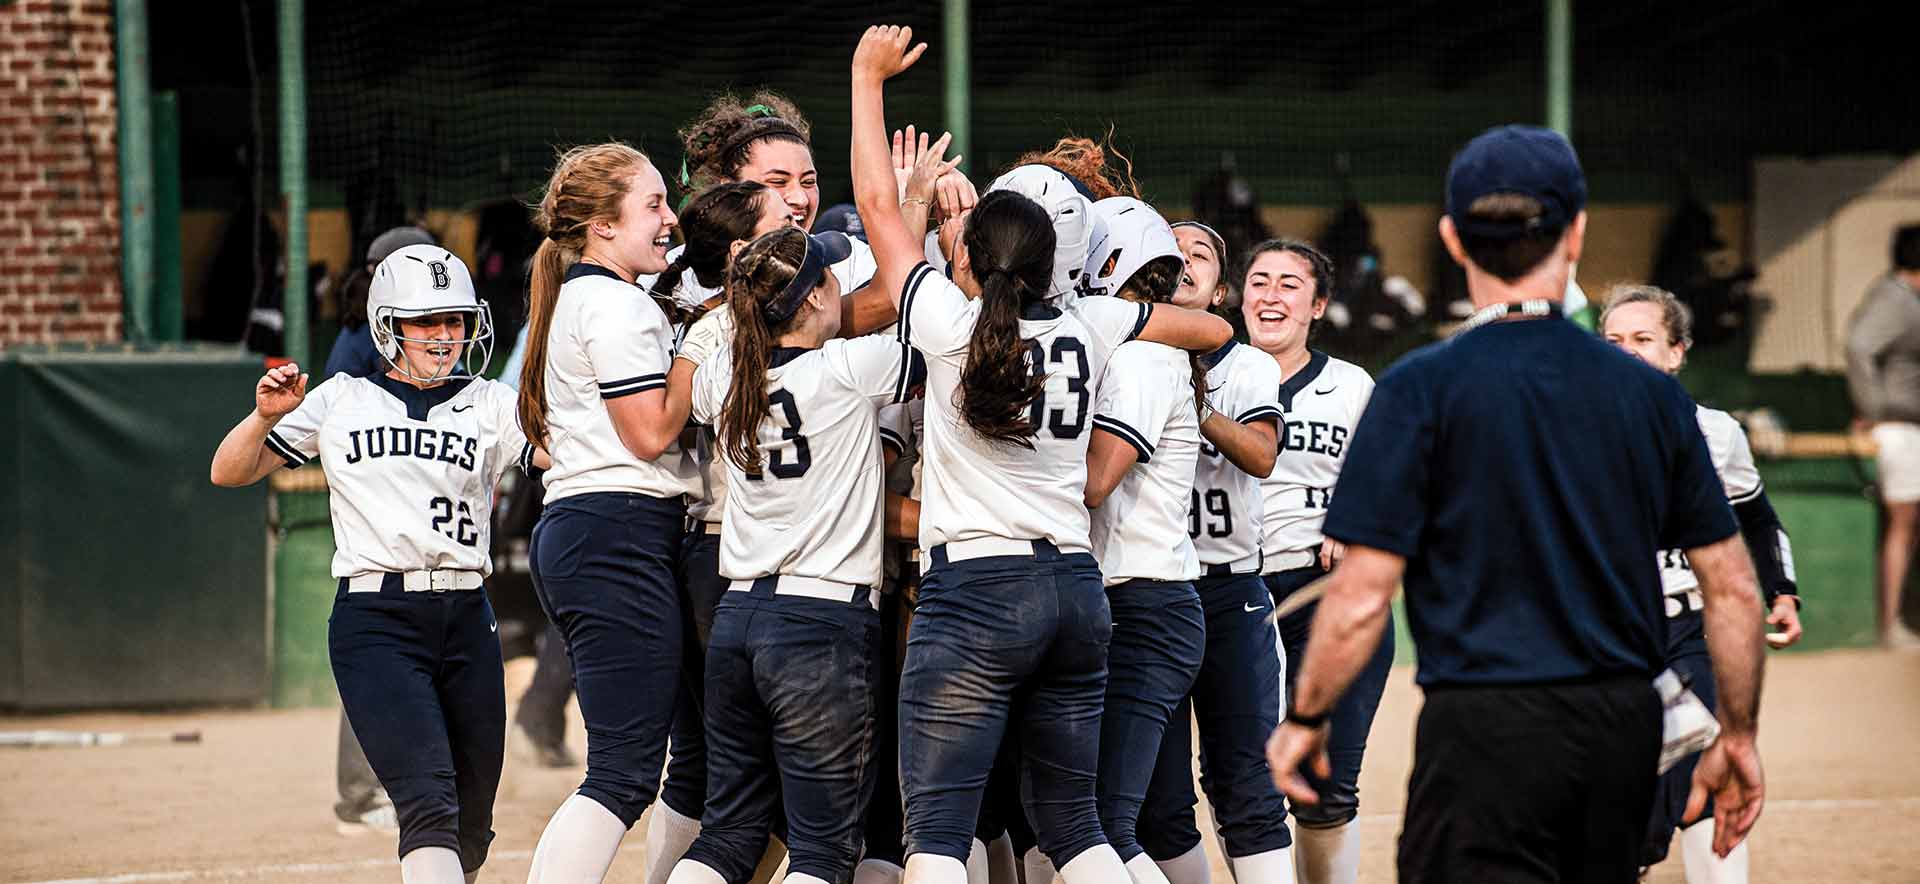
[1884,624,1920,650]
[336,802,398,836]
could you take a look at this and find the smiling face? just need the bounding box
[737,138,820,231]
[1602,299,1686,375]
[1171,226,1223,310]
[592,162,678,277]
[1241,248,1324,357]
[391,311,467,384]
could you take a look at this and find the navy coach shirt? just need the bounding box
[1322,310,1738,687]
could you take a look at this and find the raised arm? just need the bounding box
[1138,303,1234,353]
[211,362,309,487]
[850,26,937,308]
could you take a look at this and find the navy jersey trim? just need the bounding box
[1092,414,1155,463]
[769,346,816,369]
[1728,482,1765,506]
[878,427,906,453]
[1237,404,1283,424]
[1124,301,1152,342]
[599,372,667,399]
[565,262,627,284]
[1021,301,1063,321]
[894,346,927,403]
[518,441,536,474]
[1276,350,1331,411]
[370,374,474,421]
[1199,339,1237,369]
[265,431,308,468]
[899,263,935,345]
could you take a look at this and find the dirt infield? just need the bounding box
[4,649,1916,883]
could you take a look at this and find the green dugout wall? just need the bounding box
[0,351,269,709]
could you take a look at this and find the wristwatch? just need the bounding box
[1284,702,1328,728]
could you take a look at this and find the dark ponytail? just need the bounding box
[719,227,811,473]
[647,181,776,322]
[958,191,1055,447]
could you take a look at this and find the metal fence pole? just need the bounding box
[278,0,308,366]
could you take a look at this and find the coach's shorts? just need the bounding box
[1873,422,1920,504]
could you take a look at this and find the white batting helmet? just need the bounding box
[1082,196,1181,301]
[987,164,1095,303]
[367,244,494,383]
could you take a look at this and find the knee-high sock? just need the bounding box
[1153,843,1211,884]
[749,836,789,884]
[666,860,728,884]
[904,853,970,884]
[1680,821,1750,884]
[987,834,1020,884]
[969,839,992,884]
[1021,847,1058,884]
[1293,821,1357,884]
[646,803,703,884]
[853,858,905,884]
[1229,847,1296,884]
[1057,846,1129,884]
[1124,852,1174,884]
[400,846,464,884]
[528,793,629,884]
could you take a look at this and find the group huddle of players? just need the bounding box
[210,24,1801,884]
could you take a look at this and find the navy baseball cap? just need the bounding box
[1445,125,1587,240]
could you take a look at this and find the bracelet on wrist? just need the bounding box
[901,196,931,209]
[1285,703,1329,728]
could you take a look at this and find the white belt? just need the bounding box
[730,575,879,610]
[346,569,484,593]
[933,536,1047,562]
[1664,588,1705,618]
[702,521,723,536]
[1262,549,1319,573]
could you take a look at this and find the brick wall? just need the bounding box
[1,0,120,347]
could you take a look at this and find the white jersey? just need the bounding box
[879,396,925,500]
[1189,342,1285,567]
[1259,351,1374,563]
[1089,340,1202,585]
[899,264,1150,552]
[1659,406,1769,596]
[692,336,920,588]
[539,263,697,503]
[267,374,531,578]
[643,238,879,316]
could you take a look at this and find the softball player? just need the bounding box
[1247,239,1391,884]
[850,26,1233,884]
[515,143,715,884]
[1138,220,1295,884]
[211,246,537,884]
[1600,285,1803,884]
[663,227,920,884]
[1079,197,1209,884]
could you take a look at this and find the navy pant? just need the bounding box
[898,541,1112,866]
[864,586,909,867]
[683,583,881,883]
[1098,578,1206,862]
[1267,564,1394,828]
[662,529,737,820]
[1140,572,1291,861]
[1642,609,1713,866]
[329,578,505,872]
[529,491,685,827]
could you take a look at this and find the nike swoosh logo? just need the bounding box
[489,623,498,632]
[452,405,474,412]
[1244,602,1264,613]
[1314,386,1337,395]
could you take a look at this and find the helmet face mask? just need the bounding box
[367,245,495,384]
